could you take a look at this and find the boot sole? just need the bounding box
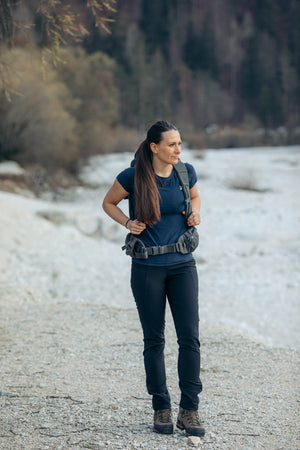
[154,424,174,434]
[176,421,205,437]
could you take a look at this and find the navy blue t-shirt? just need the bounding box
[117,162,198,266]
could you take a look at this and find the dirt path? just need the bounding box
[1,295,299,449]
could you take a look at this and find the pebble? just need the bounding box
[188,436,201,446]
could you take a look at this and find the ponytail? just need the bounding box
[134,139,160,226]
[134,120,178,226]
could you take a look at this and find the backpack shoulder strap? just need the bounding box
[173,159,192,222]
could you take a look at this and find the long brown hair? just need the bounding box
[134,120,178,226]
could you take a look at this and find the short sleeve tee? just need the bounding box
[117,162,197,266]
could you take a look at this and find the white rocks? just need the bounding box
[0,161,25,176]
[76,214,101,237]
[37,209,102,238]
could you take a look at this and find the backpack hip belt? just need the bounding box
[122,226,199,259]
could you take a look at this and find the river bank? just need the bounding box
[0,146,299,448]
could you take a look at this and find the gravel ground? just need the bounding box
[1,148,299,449]
[1,294,299,450]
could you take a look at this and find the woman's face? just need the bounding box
[151,130,182,165]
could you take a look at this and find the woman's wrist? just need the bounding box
[124,218,131,229]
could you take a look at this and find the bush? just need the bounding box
[0,46,123,172]
[55,47,122,159]
[0,48,80,172]
[55,47,120,127]
[80,121,142,159]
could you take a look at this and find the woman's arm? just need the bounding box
[186,184,201,227]
[102,179,130,227]
[102,179,146,235]
[190,184,201,212]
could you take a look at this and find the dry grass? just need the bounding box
[228,172,271,193]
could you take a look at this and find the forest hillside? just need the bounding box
[0,0,299,175]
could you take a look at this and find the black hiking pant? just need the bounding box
[131,260,202,411]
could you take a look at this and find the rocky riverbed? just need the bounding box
[1,146,299,448]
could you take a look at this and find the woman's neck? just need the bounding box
[152,159,173,177]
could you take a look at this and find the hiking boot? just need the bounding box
[176,407,205,437]
[153,409,173,434]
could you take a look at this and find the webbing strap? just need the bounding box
[146,242,179,256]
[173,160,192,223]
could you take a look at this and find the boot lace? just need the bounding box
[185,410,200,426]
[157,409,172,423]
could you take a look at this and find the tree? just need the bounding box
[0,48,80,170]
[257,83,283,126]
[183,17,218,78]
[0,0,116,47]
[240,36,261,102]
[139,0,171,60]
[0,0,116,97]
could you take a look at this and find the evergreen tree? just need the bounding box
[240,36,261,102]
[139,0,171,60]
[253,0,277,37]
[287,0,300,77]
[183,17,218,78]
[258,83,284,126]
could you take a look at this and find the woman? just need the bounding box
[102,120,205,437]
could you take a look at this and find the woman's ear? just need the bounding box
[150,142,158,154]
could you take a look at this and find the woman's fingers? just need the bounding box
[182,210,201,226]
[128,213,201,233]
[129,220,146,235]
[188,211,201,226]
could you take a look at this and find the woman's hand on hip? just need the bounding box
[128,220,146,235]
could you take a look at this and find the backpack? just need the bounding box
[122,159,199,259]
[128,158,192,225]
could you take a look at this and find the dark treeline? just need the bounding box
[0,0,299,174]
[83,0,299,131]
